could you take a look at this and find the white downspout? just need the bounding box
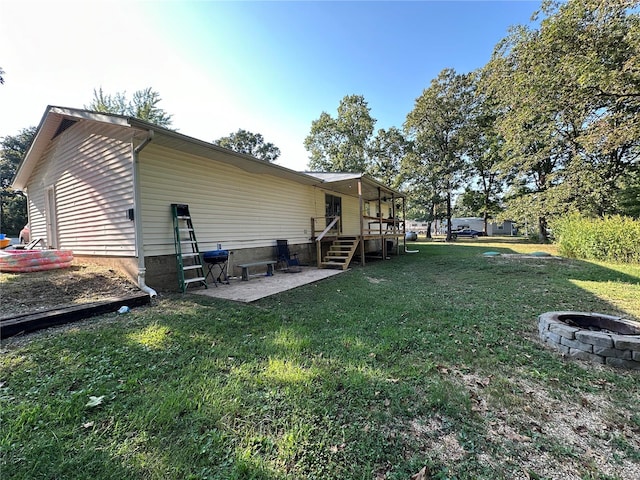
[132,130,157,297]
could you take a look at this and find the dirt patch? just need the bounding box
[365,276,386,284]
[0,260,141,319]
[424,368,640,479]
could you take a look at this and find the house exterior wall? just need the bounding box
[340,194,362,235]
[137,144,349,289]
[138,144,321,257]
[490,220,516,236]
[25,121,136,255]
[17,109,406,293]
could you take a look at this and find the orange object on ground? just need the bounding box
[0,249,73,273]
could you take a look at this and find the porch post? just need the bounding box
[378,187,386,260]
[316,228,321,268]
[403,197,407,252]
[358,179,365,266]
[391,193,398,255]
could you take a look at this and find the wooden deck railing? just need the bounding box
[312,216,341,267]
[362,216,405,237]
[311,216,341,241]
[310,215,406,267]
[311,216,405,239]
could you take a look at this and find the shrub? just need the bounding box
[553,214,640,264]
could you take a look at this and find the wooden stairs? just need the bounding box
[320,236,359,270]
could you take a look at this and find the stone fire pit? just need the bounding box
[538,311,640,370]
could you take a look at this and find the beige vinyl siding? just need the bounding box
[25,121,136,255]
[139,145,319,256]
[340,195,362,234]
[24,134,58,245]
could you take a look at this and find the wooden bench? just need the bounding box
[237,261,277,281]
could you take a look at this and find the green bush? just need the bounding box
[553,214,640,264]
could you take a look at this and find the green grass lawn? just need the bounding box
[2,239,639,479]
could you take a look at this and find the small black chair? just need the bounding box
[276,239,301,273]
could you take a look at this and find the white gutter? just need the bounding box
[131,130,157,297]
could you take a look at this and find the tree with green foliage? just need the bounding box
[539,0,640,218]
[400,146,447,238]
[404,69,475,241]
[0,127,36,234]
[616,166,640,218]
[214,129,281,162]
[368,127,407,188]
[305,95,375,172]
[454,188,502,219]
[461,71,505,232]
[482,23,574,241]
[85,87,173,128]
[483,0,640,240]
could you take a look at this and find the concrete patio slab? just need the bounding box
[191,267,346,302]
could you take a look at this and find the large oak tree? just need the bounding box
[482,0,640,238]
[304,95,375,173]
[404,69,475,241]
[368,127,407,189]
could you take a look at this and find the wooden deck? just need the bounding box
[312,215,406,269]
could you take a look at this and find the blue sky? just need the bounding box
[0,1,539,171]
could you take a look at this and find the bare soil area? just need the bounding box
[0,260,141,319]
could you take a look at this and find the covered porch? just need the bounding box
[308,173,407,269]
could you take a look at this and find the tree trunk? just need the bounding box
[538,215,549,243]
[426,202,435,239]
[483,187,490,235]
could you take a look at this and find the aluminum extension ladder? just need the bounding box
[171,203,207,292]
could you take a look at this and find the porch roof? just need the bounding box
[304,172,405,201]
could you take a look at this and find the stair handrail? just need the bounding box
[315,216,340,243]
[315,216,340,268]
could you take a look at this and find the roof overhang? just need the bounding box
[128,118,321,186]
[305,172,405,201]
[12,106,404,198]
[12,106,324,190]
[12,107,136,190]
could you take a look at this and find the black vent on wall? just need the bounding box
[52,118,78,139]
